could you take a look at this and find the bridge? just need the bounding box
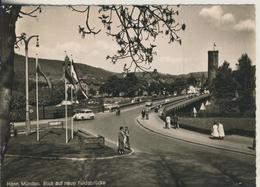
[161,93,211,116]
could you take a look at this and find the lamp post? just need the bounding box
[17,33,39,135]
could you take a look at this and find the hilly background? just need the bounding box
[14,54,207,85]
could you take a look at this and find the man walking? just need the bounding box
[173,113,179,129]
[141,109,146,120]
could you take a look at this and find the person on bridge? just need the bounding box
[192,107,197,118]
[118,126,125,154]
[211,122,219,139]
[218,123,225,140]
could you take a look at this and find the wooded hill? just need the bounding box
[14,54,207,86]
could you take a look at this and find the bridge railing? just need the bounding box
[162,94,211,116]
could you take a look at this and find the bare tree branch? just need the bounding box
[74,5,186,73]
[19,6,41,18]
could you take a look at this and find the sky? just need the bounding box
[15,5,256,75]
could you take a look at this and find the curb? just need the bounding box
[136,117,255,157]
[5,148,135,161]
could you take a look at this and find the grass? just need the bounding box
[6,128,117,158]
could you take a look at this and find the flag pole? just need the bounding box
[64,63,68,144]
[70,55,73,103]
[70,55,74,139]
[36,54,39,141]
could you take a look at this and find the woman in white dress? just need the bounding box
[166,116,171,129]
[211,122,219,139]
[218,123,225,140]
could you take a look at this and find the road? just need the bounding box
[73,101,256,187]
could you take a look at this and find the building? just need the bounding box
[208,50,219,86]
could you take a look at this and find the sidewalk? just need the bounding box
[136,112,256,156]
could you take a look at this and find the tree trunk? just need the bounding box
[0,6,21,164]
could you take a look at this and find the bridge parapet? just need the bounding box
[162,94,211,116]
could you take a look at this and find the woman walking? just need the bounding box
[166,115,171,129]
[211,122,219,139]
[218,123,225,140]
[118,126,125,154]
[124,127,130,150]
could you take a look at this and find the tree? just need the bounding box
[212,61,236,99]
[100,73,143,97]
[74,5,185,72]
[186,74,197,86]
[124,73,142,97]
[212,61,237,113]
[233,54,255,115]
[0,6,21,164]
[0,5,185,163]
[99,75,122,96]
[88,88,96,96]
[173,78,187,94]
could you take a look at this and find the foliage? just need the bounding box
[212,55,255,116]
[100,73,143,97]
[186,74,197,86]
[72,5,185,72]
[173,78,187,94]
[212,61,236,99]
[9,91,26,121]
[233,54,255,115]
[88,88,96,96]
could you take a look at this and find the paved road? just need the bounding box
[74,102,256,187]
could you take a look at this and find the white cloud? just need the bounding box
[199,6,235,25]
[234,19,255,32]
[199,6,223,20]
[221,13,235,23]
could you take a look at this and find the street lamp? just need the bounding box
[17,33,39,135]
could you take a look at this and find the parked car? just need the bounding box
[145,101,153,107]
[164,99,170,103]
[74,109,95,120]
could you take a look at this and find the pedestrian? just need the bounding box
[173,113,179,129]
[192,107,197,118]
[145,107,149,120]
[211,122,219,139]
[116,107,121,116]
[118,126,125,154]
[166,115,171,129]
[141,109,146,120]
[124,127,130,150]
[154,105,158,113]
[218,122,225,140]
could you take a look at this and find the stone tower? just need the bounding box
[208,50,219,86]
